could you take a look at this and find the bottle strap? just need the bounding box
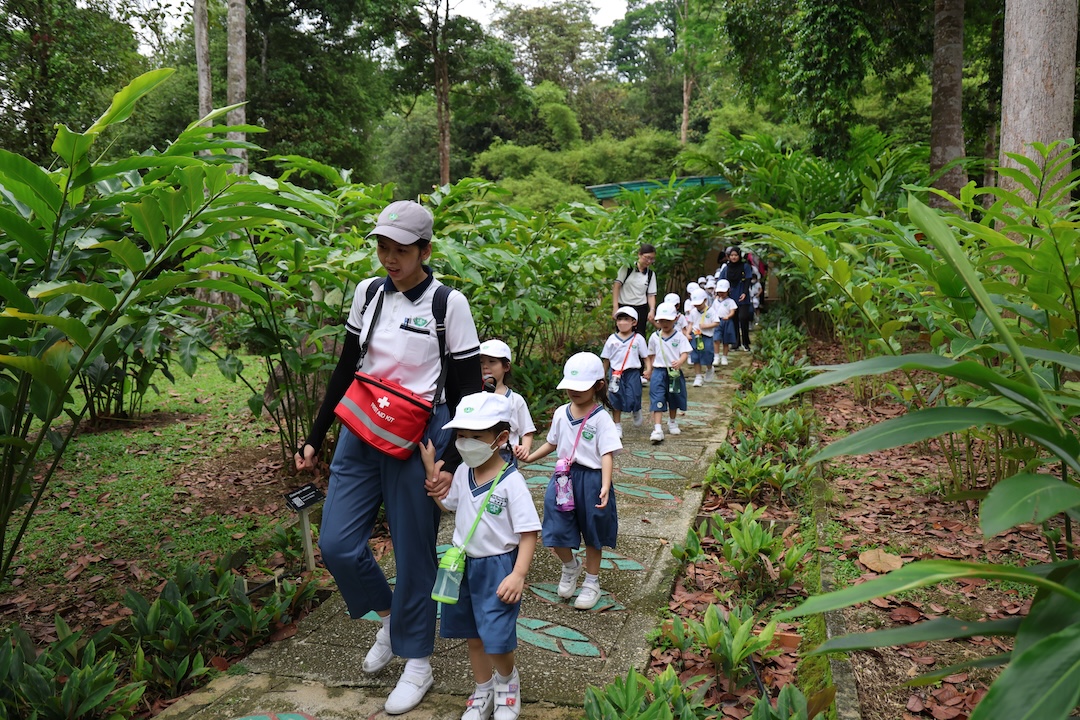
[459,460,511,554]
[615,336,635,375]
[566,404,596,465]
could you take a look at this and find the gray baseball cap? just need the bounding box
[367,201,433,245]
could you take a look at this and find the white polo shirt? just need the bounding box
[714,297,738,320]
[601,332,649,371]
[648,331,692,368]
[346,274,480,403]
[504,389,536,446]
[687,303,719,337]
[443,464,542,559]
[615,265,657,306]
[545,404,622,469]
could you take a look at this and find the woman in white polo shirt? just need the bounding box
[295,201,482,715]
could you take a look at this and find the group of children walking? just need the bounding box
[424,268,755,719]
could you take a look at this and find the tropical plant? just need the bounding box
[748,683,835,720]
[768,152,1080,718]
[0,71,293,586]
[686,603,779,690]
[584,666,712,720]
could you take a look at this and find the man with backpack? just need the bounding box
[612,243,657,335]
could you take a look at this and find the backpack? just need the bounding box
[623,265,655,290]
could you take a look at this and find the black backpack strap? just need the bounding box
[355,278,387,370]
[431,283,452,406]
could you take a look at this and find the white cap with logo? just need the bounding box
[367,201,434,245]
[655,303,678,321]
[443,392,512,430]
[557,352,606,391]
[479,339,512,361]
[615,306,638,321]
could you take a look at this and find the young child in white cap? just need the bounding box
[479,339,536,461]
[664,292,689,337]
[524,352,622,610]
[712,279,739,366]
[687,288,719,386]
[600,307,652,437]
[647,303,692,443]
[422,392,541,720]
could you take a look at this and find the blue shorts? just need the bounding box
[716,319,737,346]
[609,367,642,413]
[649,368,687,412]
[542,465,618,550]
[690,345,714,366]
[439,550,520,655]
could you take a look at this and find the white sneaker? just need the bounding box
[742,345,752,352]
[385,669,434,714]
[706,369,716,382]
[712,355,721,367]
[632,410,643,426]
[557,559,584,598]
[493,668,521,720]
[650,427,664,443]
[462,688,494,720]
[668,422,681,436]
[362,624,393,673]
[574,583,601,610]
[692,375,704,387]
[721,356,728,366]
[615,424,623,439]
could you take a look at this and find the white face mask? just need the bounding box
[456,438,498,468]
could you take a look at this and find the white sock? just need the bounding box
[563,557,581,569]
[476,677,494,693]
[583,573,600,587]
[380,614,391,631]
[404,656,431,677]
[654,423,662,431]
[495,668,515,683]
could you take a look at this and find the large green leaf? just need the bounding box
[1,311,91,349]
[812,617,1022,654]
[0,149,62,224]
[51,125,96,167]
[0,276,34,314]
[87,239,147,272]
[969,623,1080,720]
[87,69,175,135]
[0,355,65,396]
[812,406,1010,462]
[778,560,1080,620]
[196,263,288,295]
[981,473,1080,538]
[0,207,48,265]
[125,196,167,250]
[1013,564,1080,658]
[28,281,118,311]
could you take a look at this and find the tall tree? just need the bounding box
[0,0,144,162]
[194,0,212,124]
[930,0,966,204]
[394,0,526,186]
[673,0,719,145]
[227,0,247,173]
[998,0,1078,199]
[492,0,604,93]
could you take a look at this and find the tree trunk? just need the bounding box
[929,0,966,207]
[194,0,212,125]
[681,73,693,146]
[998,0,1078,203]
[227,0,248,174]
[434,0,451,187]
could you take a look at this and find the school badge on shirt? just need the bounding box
[487,494,507,515]
[582,423,597,440]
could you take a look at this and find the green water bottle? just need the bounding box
[431,546,466,604]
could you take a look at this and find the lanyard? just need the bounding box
[460,460,511,554]
[566,405,596,464]
[614,335,636,376]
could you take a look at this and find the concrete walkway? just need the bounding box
[158,354,746,720]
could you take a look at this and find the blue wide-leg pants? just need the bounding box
[319,404,452,658]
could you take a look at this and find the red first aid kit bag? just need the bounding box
[333,280,451,460]
[336,372,433,459]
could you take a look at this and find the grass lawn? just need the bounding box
[4,354,319,634]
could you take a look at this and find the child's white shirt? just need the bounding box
[545,404,622,469]
[501,388,536,446]
[674,314,689,334]
[442,464,541,559]
[687,303,719,337]
[750,281,763,308]
[601,332,649,372]
[648,331,692,367]
[715,297,738,320]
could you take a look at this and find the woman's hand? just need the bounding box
[294,444,317,472]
